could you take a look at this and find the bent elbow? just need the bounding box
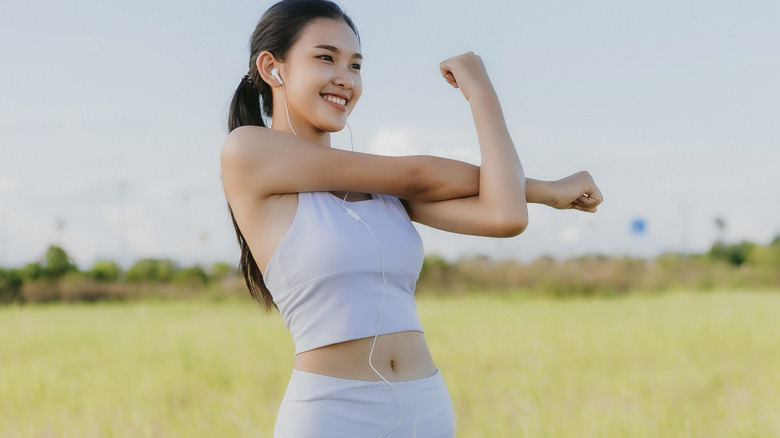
[495,219,528,237]
[490,209,528,237]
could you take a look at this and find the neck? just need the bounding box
[271,119,331,147]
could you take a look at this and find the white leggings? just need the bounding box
[274,368,455,438]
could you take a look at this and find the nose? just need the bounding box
[333,67,354,90]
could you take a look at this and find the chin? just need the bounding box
[316,120,348,133]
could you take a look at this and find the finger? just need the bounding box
[582,195,599,206]
[574,200,597,213]
[587,186,603,204]
[576,195,594,206]
[573,197,597,213]
[441,71,459,88]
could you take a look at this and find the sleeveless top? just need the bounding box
[263,191,425,354]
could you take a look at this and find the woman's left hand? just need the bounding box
[544,171,603,213]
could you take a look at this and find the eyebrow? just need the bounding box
[314,44,363,60]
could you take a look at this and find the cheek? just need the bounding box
[352,78,363,103]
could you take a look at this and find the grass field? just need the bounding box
[2,290,779,437]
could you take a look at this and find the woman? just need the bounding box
[221,1,602,436]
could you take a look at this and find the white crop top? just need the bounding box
[263,191,425,354]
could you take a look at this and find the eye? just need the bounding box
[318,55,333,62]
[350,63,362,71]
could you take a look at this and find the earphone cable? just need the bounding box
[339,108,421,438]
[281,82,297,136]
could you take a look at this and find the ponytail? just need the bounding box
[228,75,266,132]
[226,74,276,310]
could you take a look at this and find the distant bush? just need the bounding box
[126,259,177,283]
[19,262,46,281]
[0,268,23,304]
[44,245,77,279]
[708,241,756,266]
[157,259,176,282]
[173,266,209,288]
[210,262,237,281]
[89,260,122,282]
[5,237,779,305]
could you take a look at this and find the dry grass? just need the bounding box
[1,290,779,437]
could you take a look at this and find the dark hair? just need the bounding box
[226,0,359,310]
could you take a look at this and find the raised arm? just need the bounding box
[404,52,603,236]
[405,52,528,237]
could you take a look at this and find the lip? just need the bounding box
[321,94,348,112]
[321,92,350,101]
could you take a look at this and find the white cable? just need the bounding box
[346,120,354,152]
[281,82,297,136]
[279,67,421,434]
[342,108,421,437]
[338,201,421,438]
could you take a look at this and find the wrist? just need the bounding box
[467,85,499,106]
[526,178,555,205]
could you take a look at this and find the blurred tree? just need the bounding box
[748,244,780,268]
[210,262,237,281]
[708,241,756,266]
[89,260,121,282]
[19,262,46,281]
[126,259,178,282]
[0,268,23,304]
[126,259,159,282]
[157,259,177,282]
[419,255,452,279]
[173,265,208,288]
[44,245,76,279]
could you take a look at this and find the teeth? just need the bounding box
[323,95,347,106]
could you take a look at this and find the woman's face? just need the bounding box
[280,18,362,134]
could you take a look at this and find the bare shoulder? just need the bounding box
[220,125,274,170]
[220,126,294,201]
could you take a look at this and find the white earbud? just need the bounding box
[271,67,283,85]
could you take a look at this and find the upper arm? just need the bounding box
[404,196,528,238]
[220,126,427,201]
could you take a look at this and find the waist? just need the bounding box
[294,331,436,382]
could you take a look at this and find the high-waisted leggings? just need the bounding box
[273,368,455,438]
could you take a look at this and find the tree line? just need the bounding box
[1,236,778,304]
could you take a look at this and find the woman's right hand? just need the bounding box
[439,52,495,102]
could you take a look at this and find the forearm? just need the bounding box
[526,178,553,204]
[415,155,550,204]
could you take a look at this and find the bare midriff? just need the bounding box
[294,330,437,382]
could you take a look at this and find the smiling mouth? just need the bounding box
[322,94,347,106]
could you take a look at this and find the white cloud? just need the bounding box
[367,128,418,156]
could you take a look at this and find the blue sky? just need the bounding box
[1,0,778,268]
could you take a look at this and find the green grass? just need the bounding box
[2,290,779,437]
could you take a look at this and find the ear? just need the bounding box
[257,51,282,87]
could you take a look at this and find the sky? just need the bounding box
[1,0,778,269]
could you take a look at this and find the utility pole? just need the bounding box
[55,218,66,247]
